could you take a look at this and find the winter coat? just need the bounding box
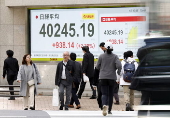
[3,57,19,80]
[82,52,94,78]
[96,52,122,80]
[55,60,75,86]
[17,64,41,96]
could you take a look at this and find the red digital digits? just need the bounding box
[107,39,123,44]
[52,42,95,49]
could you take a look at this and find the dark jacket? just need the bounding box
[73,61,83,83]
[82,52,94,78]
[55,60,75,86]
[3,57,19,80]
[93,67,99,86]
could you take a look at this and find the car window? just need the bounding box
[140,49,170,67]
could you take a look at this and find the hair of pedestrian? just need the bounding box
[22,54,33,65]
[106,47,113,54]
[82,46,90,53]
[99,42,105,47]
[124,51,133,60]
[6,50,14,57]
[70,52,76,61]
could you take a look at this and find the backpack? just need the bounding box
[123,60,135,82]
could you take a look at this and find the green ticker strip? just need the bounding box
[31,58,98,61]
[31,58,59,61]
[31,58,139,62]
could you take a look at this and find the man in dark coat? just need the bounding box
[55,51,75,110]
[78,46,96,99]
[93,42,106,109]
[2,50,19,100]
[68,53,82,109]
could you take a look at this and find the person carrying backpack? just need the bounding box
[118,51,138,111]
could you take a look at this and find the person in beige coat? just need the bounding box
[17,54,41,110]
[117,51,138,111]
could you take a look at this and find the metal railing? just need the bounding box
[0,85,35,110]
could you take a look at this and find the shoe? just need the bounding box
[8,97,15,100]
[68,105,74,108]
[108,111,112,114]
[102,105,108,116]
[59,106,63,110]
[76,105,81,109]
[89,96,97,99]
[30,106,35,110]
[65,107,69,110]
[24,108,28,110]
[114,101,120,105]
[126,103,131,111]
[130,107,134,111]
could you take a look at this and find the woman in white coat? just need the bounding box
[17,54,41,110]
[118,51,138,111]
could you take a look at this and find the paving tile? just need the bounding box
[0,96,141,111]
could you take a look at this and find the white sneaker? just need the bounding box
[102,105,108,116]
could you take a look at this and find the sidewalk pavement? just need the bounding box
[0,96,141,111]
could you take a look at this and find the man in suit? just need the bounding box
[78,46,96,99]
[68,53,82,109]
[55,51,75,110]
[2,50,19,100]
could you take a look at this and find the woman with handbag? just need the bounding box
[17,54,41,110]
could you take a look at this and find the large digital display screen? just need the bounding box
[30,7,149,61]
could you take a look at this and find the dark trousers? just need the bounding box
[97,82,102,109]
[7,79,15,96]
[101,85,114,112]
[100,79,116,112]
[113,83,119,102]
[70,82,80,105]
[7,75,17,96]
[59,80,72,108]
[78,77,96,97]
[97,81,119,109]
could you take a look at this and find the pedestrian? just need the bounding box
[93,42,106,110]
[78,46,96,99]
[17,54,41,110]
[99,42,106,52]
[68,53,82,109]
[94,42,120,109]
[100,42,120,105]
[118,51,138,111]
[55,51,75,110]
[2,50,19,100]
[96,42,122,116]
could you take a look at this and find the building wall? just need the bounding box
[0,0,26,85]
[0,0,144,95]
[5,0,141,7]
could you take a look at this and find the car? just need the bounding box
[130,36,170,91]
[130,36,170,117]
